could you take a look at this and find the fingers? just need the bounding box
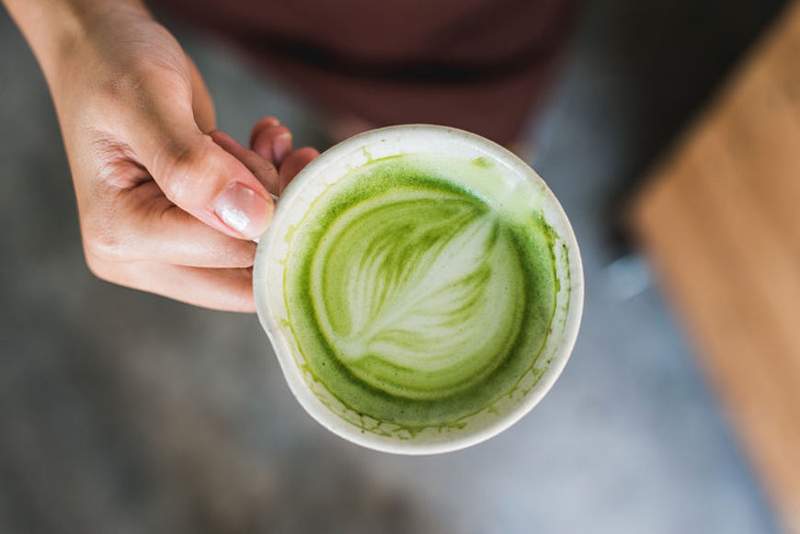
[250,116,319,193]
[210,130,281,197]
[152,204,258,267]
[130,181,258,267]
[146,133,273,240]
[212,130,317,196]
[251,116,293,166]
[87,255,256,312]
[250,116,280,143]
[124,100,274,240]
[279,147,319,191]
[83,181,257,268]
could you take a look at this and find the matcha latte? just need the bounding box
[254,126,583,454]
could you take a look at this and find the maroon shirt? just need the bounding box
[156,0,575,144]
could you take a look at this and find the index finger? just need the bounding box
[211,130,281,198]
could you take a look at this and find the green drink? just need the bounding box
[255,126,582,454]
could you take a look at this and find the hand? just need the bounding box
[30,4,317,311]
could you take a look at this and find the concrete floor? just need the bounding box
[0,1,786,533]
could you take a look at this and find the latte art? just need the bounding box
[312,187,525,400]
[283,153,560,434]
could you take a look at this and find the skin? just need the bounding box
[2,0,319,311]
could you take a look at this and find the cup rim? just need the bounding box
[254,124,584,455]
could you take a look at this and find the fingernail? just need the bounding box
[213,183,271,238]
[273,132,292,163]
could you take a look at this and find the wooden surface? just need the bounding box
[632,2,800,531]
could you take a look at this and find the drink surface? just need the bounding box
[282,152,559,435]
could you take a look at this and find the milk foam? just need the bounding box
[281,153,559,432]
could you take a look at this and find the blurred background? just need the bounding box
[0,0,794,532]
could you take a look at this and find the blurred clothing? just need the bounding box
[157,0,575,144]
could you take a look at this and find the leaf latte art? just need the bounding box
[283,154,559,434]
[313,187,526,400]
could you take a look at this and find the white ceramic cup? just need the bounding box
[253,124,583,455]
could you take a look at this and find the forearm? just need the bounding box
[2,0,149,83]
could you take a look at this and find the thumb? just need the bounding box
[127,107,276,240]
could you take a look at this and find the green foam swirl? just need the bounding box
[284,154,559,432]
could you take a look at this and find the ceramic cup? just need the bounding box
[253,124,583,454]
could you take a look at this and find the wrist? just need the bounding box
[3,0,151,85]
